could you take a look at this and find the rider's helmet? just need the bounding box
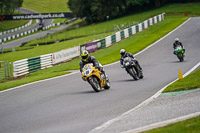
[175,38,179,43]
[120,49,126,57]
[81,50,89,61]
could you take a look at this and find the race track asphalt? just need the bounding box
[0,17,200,133]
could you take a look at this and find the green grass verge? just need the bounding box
[0,32,114,62]
[163,68,200,93]
[1,20,37,44]
[0,20,29,32]
[0,15,187,90]
[143,115,200,133]
[22,0,70,13]
[0,11,29,32]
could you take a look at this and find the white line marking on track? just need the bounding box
[89,18,193,133]
[0,71,79,94]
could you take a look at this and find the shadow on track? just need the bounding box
[70,90,100,95]
[113,79,136,82]
[170,60,187,63]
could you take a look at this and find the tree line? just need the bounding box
[68,0,199,23]
[0,0,23,15]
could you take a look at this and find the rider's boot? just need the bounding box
[102,70,109,81]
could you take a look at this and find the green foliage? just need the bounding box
[68,0,200,23]
[163,68,200,93]
[0,0,23,15]
[68,0,126,23]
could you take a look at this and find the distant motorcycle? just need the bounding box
[81,64,110,92]
[174,45,184,62]
[122,57,143,80]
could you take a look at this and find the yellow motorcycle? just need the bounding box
[81,64,110,92]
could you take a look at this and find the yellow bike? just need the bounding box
[82,64,110,92]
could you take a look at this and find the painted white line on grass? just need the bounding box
[0,18,191,94]
[123,111,200,133]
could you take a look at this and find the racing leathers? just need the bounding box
[120,52,142,72]
[80,56,107,78]
[173,41,185,54]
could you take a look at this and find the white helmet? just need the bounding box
[120,49,126,56]
[175,38,179,42]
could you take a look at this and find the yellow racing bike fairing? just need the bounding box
[81,64,110,92]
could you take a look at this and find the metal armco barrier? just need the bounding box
[13,54,52,77]
[96,13,165,50]
[0,61,12,79]
[0,20,32,36]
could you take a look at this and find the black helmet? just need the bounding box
[120,49,126,56]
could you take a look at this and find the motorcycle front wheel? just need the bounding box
[129,68,139,80]
[88,77,101,92]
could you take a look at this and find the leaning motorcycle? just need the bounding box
[122,57,143,80]
[81,64,110,92]
[174,45,184,62]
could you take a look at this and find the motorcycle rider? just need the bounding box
[120,49,142,72]
[173,38,185,54]
[80,50,108,80]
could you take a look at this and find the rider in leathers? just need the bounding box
[120,49,142,73]
[80,50,107,79]
[173,38,185,54]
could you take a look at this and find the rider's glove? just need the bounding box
[95,66,100,69]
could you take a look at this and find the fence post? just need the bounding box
[6,61,9,78]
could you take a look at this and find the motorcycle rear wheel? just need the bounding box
[177,53,184,62]
[104,79,110,90]
[136,65,143,79]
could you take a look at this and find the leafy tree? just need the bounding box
[91,0,126,22]
[68,0,93,22]
[68,0,126,23]
[68,0,200,23]
[0,0,23,15]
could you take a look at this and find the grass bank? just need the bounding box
[0,20,29,32]
[0,11,29,32]
[163,68,200,93]
[144,115,200,133]
[22,0,70,13]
